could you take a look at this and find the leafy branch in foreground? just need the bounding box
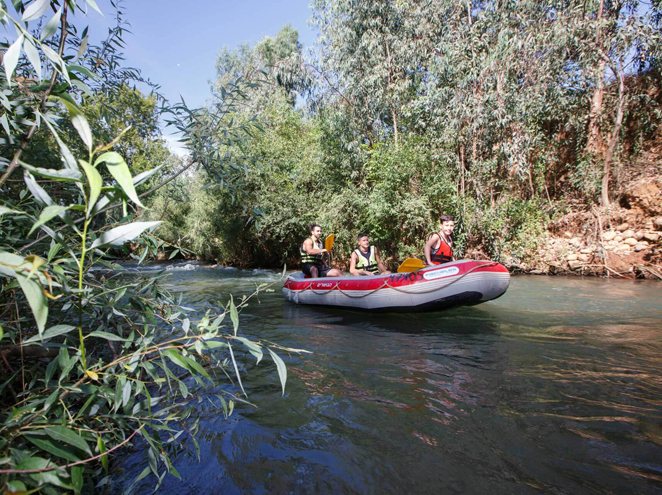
[0,1,303,493]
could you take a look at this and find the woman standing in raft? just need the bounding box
[300,223,343,278]
[424,214,456,265]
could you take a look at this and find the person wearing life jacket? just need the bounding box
[424,214,455,265]
[300,223,343,278]
[349,233,391,276]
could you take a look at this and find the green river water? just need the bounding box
[111,263,661,494]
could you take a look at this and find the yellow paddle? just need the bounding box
[323,234,335,265]
[324,234,335,252]
[397,257,426,273]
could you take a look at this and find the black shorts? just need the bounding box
[302,263,330,278]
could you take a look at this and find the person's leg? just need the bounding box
[326,268,343,277]
[310,265,319,278]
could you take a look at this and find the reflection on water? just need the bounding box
[111,268,662,494]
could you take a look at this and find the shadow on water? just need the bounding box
[110,267,662,494]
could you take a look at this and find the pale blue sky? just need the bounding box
[89,0,317,108]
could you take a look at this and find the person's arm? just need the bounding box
[424,234,439,265]
[375,248,390,274]
[304,238,326,255]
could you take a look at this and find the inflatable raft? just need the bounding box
[282,259,510,311]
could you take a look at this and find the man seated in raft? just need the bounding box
[349,233,391,276]
[424,214,456,265]
[300,223,343,278]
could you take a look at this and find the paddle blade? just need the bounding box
[397,258,426,273]
[324,234,335,252]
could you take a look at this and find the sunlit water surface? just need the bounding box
[110,262,662,494]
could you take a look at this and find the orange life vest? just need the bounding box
[430,233,453,264]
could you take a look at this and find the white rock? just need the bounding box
[635,231,644,241]
[624,237,638,246]
[566,253,578,261]
[580,247,594,254]
[643,232,659,242]
[614,235,623,242]
[616,223,629,232]
[578,254,590,262]
[623,229,635,238]
[634,242,649,252]
[568,260,583,270]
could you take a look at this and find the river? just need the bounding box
[111,263,662,494]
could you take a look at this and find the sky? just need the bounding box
[85,0,318,153]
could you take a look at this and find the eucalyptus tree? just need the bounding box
[311,0,444,148]
[577,0,662,206]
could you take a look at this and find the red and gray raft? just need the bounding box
[282,259,510,311]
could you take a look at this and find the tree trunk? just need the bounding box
[459,144,466,197]
[601,63,626,207]
[586,0,606,157]
[587,59,606,155]
[392,107,399,148]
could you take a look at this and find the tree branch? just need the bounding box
[0,3,70,187]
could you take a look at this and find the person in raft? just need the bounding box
[349,233,391,276]
[300,223,343,278]
[424,214,456,265]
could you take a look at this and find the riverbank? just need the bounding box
[499,176,662,279]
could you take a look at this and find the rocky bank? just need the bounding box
[508,176,662,279]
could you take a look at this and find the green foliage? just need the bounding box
[140,1,662,271]
[0,2,300,493]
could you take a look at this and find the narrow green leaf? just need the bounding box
[23,38,42,80]
[95,152,143,207]
[0,206,25,217]
[41,7,62,40]
[72,466,83,494]
[163,349,190,372]
[229,297,239,336]
[235,336,263,365]
[78,159,102,214]
[22,0,50,21]
[87,330,127,342]
[44,426,92,455]
[16,272,48,334]
[122,380,131,408]
[268,348,287,396]
[0,250,25,277]
[71,113,93,150]
[227,342,246,397]
[16,455,53,471]
[133,165,162,186]
[85,0,103,15]
[25,435,81,462]
[97,435,108,472]
[21,161,81,181]
[178,380,189,398]
[181,354,210,379]
[29,205,69,235]
[24,324,75,343]
[4,34,24,82]
[41,111,78,172]
[67,63,96,79]
[24,170,54,206]
[0,114,12,142]
[90,221,161,249]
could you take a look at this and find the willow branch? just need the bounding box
[19,157,196,253]
[0,3,70,187]
[0,426,142,474]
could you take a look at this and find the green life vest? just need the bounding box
[354,246,378,273]
[300,237,323,265]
